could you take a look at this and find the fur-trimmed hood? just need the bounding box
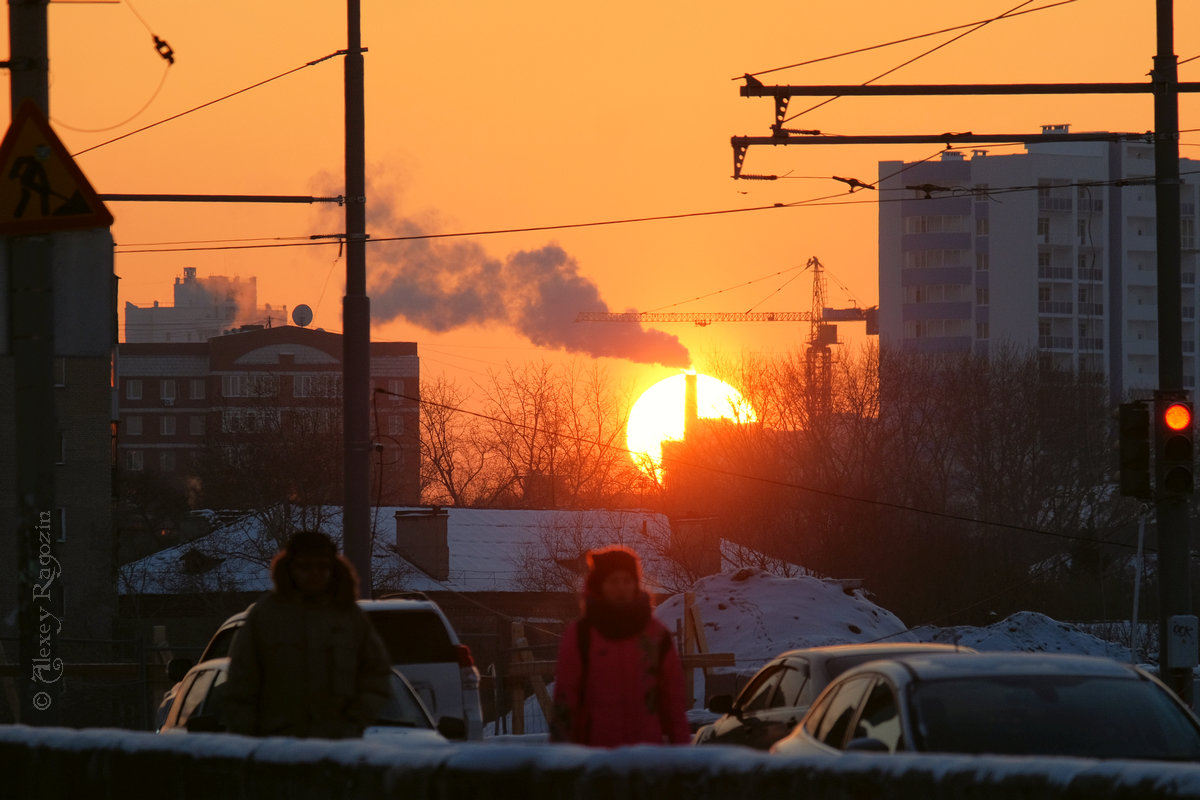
[269,547,359,608]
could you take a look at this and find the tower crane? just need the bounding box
[575,257,878,414]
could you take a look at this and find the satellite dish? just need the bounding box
[292,304,314,327]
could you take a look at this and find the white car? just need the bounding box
[159,656,461,745]
[160,593,483,739]
[770,652,1200,761]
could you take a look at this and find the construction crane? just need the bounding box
[575,257,878,414]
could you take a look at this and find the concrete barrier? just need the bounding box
[3,725,1200,799]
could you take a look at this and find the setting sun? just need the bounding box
[627,373,756,478]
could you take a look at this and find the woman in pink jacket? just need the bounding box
[550,546,691,746]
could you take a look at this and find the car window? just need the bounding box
[912,674,1200,760]
[199,625,240,661]
[174,669,217,727]
[853,679,903,752]
[375,673,434,729]
[367,610,458,664]
[203,670,229,722]
[814,676,874,749]
[737,665,785,713]
[776,662,811,707]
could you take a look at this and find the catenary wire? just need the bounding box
[52,64,171,133]
[70,51,343,157]
[742,0,1077,80]
[781,0,1042,124]
[382,387,1149,554]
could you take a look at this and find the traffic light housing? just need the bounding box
[1156,396,1194,501]
[1119,402,1151,499]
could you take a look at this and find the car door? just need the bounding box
[704,662,785,747]
[809,675,876,752]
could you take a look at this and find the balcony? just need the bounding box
[1078,303,1104,317]
[1038,336,1074,350]
[1037,266,1074,280]
[1079,337,1105,352]
[1038,196,1073,212]
[1038,301,1073,314]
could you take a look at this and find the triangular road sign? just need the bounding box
[0,100,113,234]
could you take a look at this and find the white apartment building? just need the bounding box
[878,126,1200,402]
[124,267,288,343]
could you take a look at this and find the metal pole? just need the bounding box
[8,0,61,724]
[1152,0,1192,704]
[342,0,371,597]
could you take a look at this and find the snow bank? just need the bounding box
[911,611,1131,659]
[654,569,915,669]
[4,725,1200,799]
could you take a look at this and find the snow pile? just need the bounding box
[655,569,915,669]
[910,611,1131,660]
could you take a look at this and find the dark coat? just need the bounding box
[223,551,392,738]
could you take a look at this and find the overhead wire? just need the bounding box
[381,387,1151,554]
[70,50,344,158]
[112,164,1200,256]
[781,0,1044,125]
[741,0,1078,80]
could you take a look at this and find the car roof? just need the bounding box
[843,651,1142,682]
[775,642,975,661]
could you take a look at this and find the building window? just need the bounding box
[222,374,278,398]
[903,250,968,269]
[388,416,405,436]
[190,379,206,400]
[160,451,175,472]
[975,217,989,236]
[161,380,176,403]
[1183,217,1196,250]
[1037,217,1050,241]
[388,379,406,403]
[161,416,176,436]
[125,450,144,472]
[294,374,342,398]
[1077,218,1089,245]
[126,379,142,400]
[126,415,143,436]
[53,358,66,387]
[976,322,990,340]
[976,288,989,306]
[56,432,66,465]
[976,252,989,271]
[903,215,968,234]
[55,507,66,544]
[190,415,206,436]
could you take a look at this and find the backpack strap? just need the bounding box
[576,618,591,706]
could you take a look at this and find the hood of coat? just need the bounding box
[269,547,359,608]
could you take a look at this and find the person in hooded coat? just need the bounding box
[223,530,393,738]
[550,546,691,746]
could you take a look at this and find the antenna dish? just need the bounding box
[292,304,313,327]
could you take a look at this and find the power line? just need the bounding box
[742,0,1078,81]
[70,51,344,157]
[383,386,1145,553]
[113,166,1200,256]
[781,0,1043,125]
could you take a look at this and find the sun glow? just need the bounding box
[626,373,756,479]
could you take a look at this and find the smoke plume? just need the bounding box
[350,182,690,367]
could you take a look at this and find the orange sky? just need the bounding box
[4,0,1199,400]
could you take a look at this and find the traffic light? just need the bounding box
[1156,396,1195,501]
[1119,402,1151,499]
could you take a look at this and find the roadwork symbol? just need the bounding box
[0,100,112,234]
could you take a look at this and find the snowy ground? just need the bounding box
[490,568,1152,735]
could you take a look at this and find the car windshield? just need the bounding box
[367,610,458,664]
[912,674,1200,761]
[375,672,434,729]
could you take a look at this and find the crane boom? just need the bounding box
[574,310,816,325]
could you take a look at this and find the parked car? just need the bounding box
[158,656,462,744]
[770,652,1200,762]
[692,642,973,750]
[159,593,483,739]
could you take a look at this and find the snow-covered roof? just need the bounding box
[118,506,805,597]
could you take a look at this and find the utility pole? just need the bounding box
[342,0,371,596]
[8,0,62,723]
[1151,0,1193,705]
[731,2,1195,700]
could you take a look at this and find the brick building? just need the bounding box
[115,325,420,506]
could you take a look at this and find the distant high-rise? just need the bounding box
[878,126,1200,402]
[124,267,287,343]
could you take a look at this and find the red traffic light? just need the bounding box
[1164,403,1192,432]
